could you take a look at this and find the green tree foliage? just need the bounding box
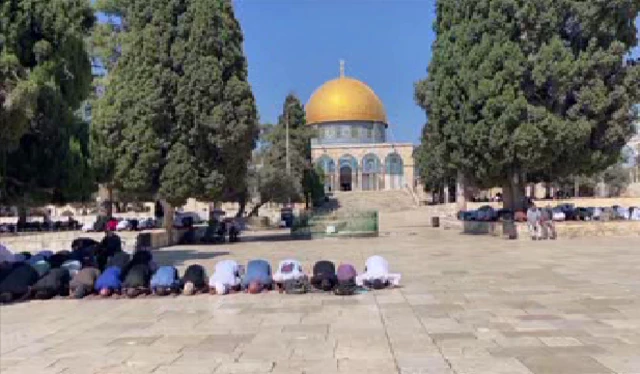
[0,0,95,206]
[249,94,318,214]
[92,0,258,211]
[416,0,640,210]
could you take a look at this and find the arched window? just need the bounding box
[315,155,335,192]
[338,154,358,192]
[362,153,381,191]
[385,153,404,189]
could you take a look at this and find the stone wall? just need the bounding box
[439,217,640,239]
[1,229,182,253]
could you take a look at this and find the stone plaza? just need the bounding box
[2,210,640,374]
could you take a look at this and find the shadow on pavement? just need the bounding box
[152,249,230,267]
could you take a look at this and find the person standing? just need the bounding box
[540,205,557,240]
[526,203,542,240]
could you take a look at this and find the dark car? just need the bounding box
[457,211,478,221]
[496,209,514,221]
[558,204,577,221]
[476,206,497,221]
[575,207,593,221]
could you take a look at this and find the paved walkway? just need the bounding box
[2,211,640,374]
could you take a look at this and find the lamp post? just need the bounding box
[285,110,290,176]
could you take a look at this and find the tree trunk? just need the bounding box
[106,185,114,218]
[573,179,580,198]
[596,176,607,198]
[160,199,175,245]
[456,171,468,212]
[235,197,247,218]
[545,183,552,199]
[248,201,265,217]
[17,205,27,225]
[503,172,526,212]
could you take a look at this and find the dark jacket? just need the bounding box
[32,268,71,298]
[0,263,40,296]
[182,265,207,289]
[122,263,152,288]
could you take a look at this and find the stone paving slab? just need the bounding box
[3,210,640,373]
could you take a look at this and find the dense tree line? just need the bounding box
[416,0,640,210]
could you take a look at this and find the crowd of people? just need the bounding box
[0,232,401,303]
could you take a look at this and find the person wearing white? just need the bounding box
[355,255,401,289]
[209,260,242,295]
[272,259,306,283]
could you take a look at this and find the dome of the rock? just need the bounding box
[305,76,387,125]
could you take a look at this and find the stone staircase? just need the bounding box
[329,190,417,213]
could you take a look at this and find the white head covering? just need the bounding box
[214,282,228,295]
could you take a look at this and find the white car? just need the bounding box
[116,219,131,231]
[552,209,566,221]
[81,221,96,232]
[138,217,156,230]
[629,207,640,221]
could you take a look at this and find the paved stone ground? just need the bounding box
[2,210,640,374]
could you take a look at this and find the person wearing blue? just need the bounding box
[242,259,273,294]
[95,266,122,297]
[150,266,180,296]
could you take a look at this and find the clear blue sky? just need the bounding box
[97,3,640,144]
[233,0,437,144]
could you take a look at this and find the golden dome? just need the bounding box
[306,76,387,125]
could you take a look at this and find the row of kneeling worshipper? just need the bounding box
[0,241,400,302]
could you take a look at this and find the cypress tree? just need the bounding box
[416,0,640,210]
[0,0,95,207]
[93,0,258,223]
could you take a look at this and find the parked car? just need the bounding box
[81,220,97,232]
[552,207,566,221]
[630,207,640,221]
[496,209,514,221]
[116,219,131,231]
[591,207,603,221]
[575,207,593,221]
[558,204,577,221]
[174,212,204,227]
[612,206,628,220]
[138,217,156,230]
[457,211,477,221]
[476,206,497,221]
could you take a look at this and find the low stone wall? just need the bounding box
[0,229,182,253]
[440,218,640,239]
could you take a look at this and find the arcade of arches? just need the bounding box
[313,146,414,192]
